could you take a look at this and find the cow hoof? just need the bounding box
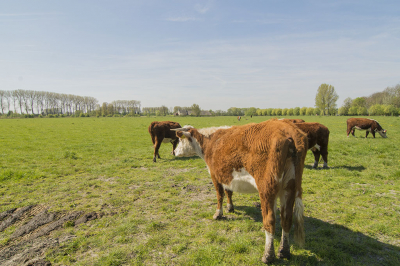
[261,254,275,264]
[277,248,291,260]
[153,158,157,162]
[323,166,329,169]
[213,213,223,220]
[227,204,234,213]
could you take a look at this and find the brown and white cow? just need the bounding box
[346,118,387,138]
[293,122,330,169]
[148,121,181,162]
[173,119,307,263]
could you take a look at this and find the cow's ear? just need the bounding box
[182,131,192,139]
[177,131,191,140]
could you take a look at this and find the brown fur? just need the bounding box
[148,121,181,162]
[294,122,330,168]
[346,118,387,138]
[176,119,307,263]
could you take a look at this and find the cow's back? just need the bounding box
[203,120,307,179]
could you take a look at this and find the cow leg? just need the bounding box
[153,140,162,162]
[351,129,355,137]
[212,177,224,220]
[371,131,376,138]
[259,192,277,264]
[321,146,328,169]
[365,131,369,138]
[311,149,320,169]
[171,139,179,155]
[225,189,234,213]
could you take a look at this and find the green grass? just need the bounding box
[0,115,399,265]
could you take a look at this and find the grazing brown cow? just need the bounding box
[346,118,387,138]
[279,118,305,123]
[173,119,307,263]
[148,121,181,162]
[294,122,330,169]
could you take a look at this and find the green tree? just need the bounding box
[282,108,288,116]
[300,107,307,116]
[306,107,314,116]
[368,104,384,115]
[340,97,353,115]
[293,107,300,116]
[246,107,257,116]
[191,103,201,116]
[338,107,348,116]
[352,97,366,108]
[315,83,339,115]
[383,105,396,116]
[357,106,368,115]
[348,106,358,115]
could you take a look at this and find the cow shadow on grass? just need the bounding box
[230,205,400,265]
[304,165,366,172]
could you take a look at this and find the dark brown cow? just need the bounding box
[173,119,307,263]
[148,121,181,162]
[294,122,330,169]
[279,118,305,123]
[346,118,387,138]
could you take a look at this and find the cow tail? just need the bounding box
[292,131,307,248]
[149,123,156,145]
[294,197,305,247]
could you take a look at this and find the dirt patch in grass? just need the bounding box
[0,206,105,265]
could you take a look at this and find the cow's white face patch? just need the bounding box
[174,138,197,157]
[223,168,258,193]
[378,130,388,138]
[175,136,204,159]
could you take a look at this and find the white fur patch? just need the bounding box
[313,144,320,151]
[265,231,274,251]
[222,168,258,193]
[162,138,173,143]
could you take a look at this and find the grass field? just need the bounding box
[0,115,399,265]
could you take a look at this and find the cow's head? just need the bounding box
[377,129,388,138]
[171,126,199,157]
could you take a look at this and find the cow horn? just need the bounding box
[171,128,190,132]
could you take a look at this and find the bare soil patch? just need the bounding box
[0,206,104,265]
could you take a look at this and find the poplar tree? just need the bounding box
[315,83,339,115]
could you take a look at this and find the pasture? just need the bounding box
[0,115,399,265]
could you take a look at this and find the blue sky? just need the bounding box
[1,1,399,111]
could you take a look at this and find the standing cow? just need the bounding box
[294,122,330,169]
[346,118,387,138]
[148,121,181,162]
[173,120,307,263]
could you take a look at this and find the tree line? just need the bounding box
[338,84,400,116]
[1,83,399,118]
[0,90,141,117]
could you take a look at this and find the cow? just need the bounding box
[279,118,305,123]
[148,121,182,162]
[293,122,330,169]
[346,118,387,138]
[172,119,307,263]
[237,116,241,121]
